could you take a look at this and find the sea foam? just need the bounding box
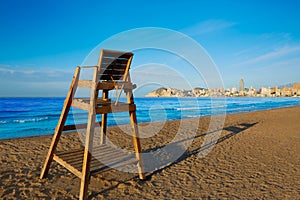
[13,117,49,123]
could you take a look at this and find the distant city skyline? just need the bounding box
[0,1,300,97]
[146,82,300,97]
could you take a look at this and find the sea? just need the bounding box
[1,97,300,140]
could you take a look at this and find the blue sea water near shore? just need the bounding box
[1,97,300,140]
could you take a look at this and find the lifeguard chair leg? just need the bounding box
[79,119,95,200]
[40,67,80,179]
[79,66,99,200]
[126,90,145,180]
[129,110,146,180]
[79,126,94,200]
[100,90,108,144]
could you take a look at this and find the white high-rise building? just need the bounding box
[239,78,245,91]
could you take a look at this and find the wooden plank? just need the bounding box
[72,99,90,111]
[74,98,111,105]
[101,50,133,59]
[93,146,122,155]
[97,82,136,90]
[56,151,84,162]
[104,54,131,59]
[101,57,116,63]
[92,146,127,154]
[101,59,129,65]
[40,67,81,179]
[54,158,83,170]
[54,147,134,170]
[93,144,120,151]
[54,152,82,170]
[100,69,127,75]
[61,156,101,173]
[53,154,82,178]
[93,153,135,166]
[100,74,124,81]
[90,156,137,175]
[69,151,132,171]
[80,66,98,69]
[91,149,128,159]
[53,155,137,177]
[101,49,133,55]
[90,155,136,169]
[89,158,103,168]
[69,161,84,172]
[66,157,85,171]
[55,148,83,157]
[55,150,85,166]
[101,63,128,70]
[99,154,136,166]
[53,146,137,177]
[103,70,127,75]
[75,98,111,104]
[55,157,83,167]
[74,97,90,102]
[96,104,136,114]
[90,160,135,174]
[63,123,85,131]
[58,146,118,166]
[78,80,93,88]
[97,98,111,104]
[93,145,123,154]
[63,122,102,131]
[116,54,132,59]
[63,124,81,131]
[69,155,107,172]
[55,144,117,158]
[80,66,98,200]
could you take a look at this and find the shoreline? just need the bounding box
[1,105,299,199]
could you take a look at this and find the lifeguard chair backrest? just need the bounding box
[98,49,134,82]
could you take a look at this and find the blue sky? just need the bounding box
[0,0,300,97]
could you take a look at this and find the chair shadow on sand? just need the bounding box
[90,122,258,198]
[143,122,258,176]
[90,122,257,198]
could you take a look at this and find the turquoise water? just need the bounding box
[1,97,300,140]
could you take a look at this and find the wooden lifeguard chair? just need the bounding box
[40,49,145,200]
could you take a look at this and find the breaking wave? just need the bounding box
[13,117,49,123]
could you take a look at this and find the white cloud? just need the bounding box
[232,32,297,64]
[260,32,292,42]
[180,19,236,37]
[0,65,75,97]
[258,57,300,70]
[0,67,15,74]
[0,65,73,82]
[234,45,300,67]
[131,64,189,85]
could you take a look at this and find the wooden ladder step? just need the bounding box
[78,80,136,90]
[72,98,136,113]
[53,144,138,178]
[71,98,111,111]
[63,122,102,131]
[97,81,136,90]
[95,103,136,114]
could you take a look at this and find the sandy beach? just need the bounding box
[0,106,299,199]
